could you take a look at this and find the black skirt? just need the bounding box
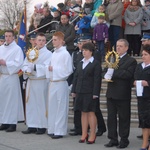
[74,93,99,112]
[138,97,150,128]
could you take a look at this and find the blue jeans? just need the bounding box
[109,25,121,50]
[96,40,105,57]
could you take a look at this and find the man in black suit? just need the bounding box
[104,39,137,148]
[69,36,106,136]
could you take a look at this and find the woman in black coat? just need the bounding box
[71,42,101,144]
[134,44,150,150]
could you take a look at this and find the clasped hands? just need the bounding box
[25,63,34,73]
[0,59,6,66]
[48,66,53,71]
[134,80,149,87]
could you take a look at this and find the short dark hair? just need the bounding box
[36,32,46,38]
[5,30,15,36]
[82,42,95,55]
[61,14,69,19]
[142,44,150,54]
[117,39,129,47]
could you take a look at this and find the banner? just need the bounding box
[17,10,26,57]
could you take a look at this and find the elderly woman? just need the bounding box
[71,42,101,144]
[124,0,143,56]
[134,44,150,150]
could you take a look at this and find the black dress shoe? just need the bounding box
[0,124,10,130]
[48,133,54,137]
[69,132,82,136]
[116,143,128,149]
[104,141,119,147]
[96,130,105,136]
[51,135,63,139]
[117,140,129,149]
[36,128,46,134]
[70,128,75,132]
[137,135,143,139]
[22,128,37,134]
[5,125,16,132]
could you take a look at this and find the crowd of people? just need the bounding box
[27,0,150,57]
[0,0,150,150]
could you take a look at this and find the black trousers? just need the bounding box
[19,75,25,116]
[107,98,131,142]
[126,34,141,56]
[96,105,106,132]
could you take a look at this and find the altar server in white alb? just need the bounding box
[22,33,52,134]
[47,31,73,139]
[0,30,24,132]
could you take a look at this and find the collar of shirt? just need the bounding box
[4,41,15,48]
[142,62,150,69]
[119,52,127,59]
[54,46,66,53]
[82,56,94,63]
[82,56,94,69]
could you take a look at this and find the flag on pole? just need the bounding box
[17,10,26,58]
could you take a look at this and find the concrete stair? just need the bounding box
[68,56,142,127]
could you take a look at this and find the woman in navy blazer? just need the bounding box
[71,42,101,144]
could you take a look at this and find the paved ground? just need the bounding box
[0,123,142,150]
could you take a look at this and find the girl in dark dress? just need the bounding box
[134,44,150,150]
[71,42,101,144]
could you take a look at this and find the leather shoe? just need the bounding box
[69,132,82,136]
[5,125,16,132]
[22,128,37,134]
[36,128,46,135]
[51,135,63,139]
[116,140,129,149]
[137,135,143,139]
[104,141,119,147]
[48,133,54,137]
[70,128,75,132]
[0,124,10,130]
[96,130,105,136]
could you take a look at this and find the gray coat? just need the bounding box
[106,0,123,26]
[142,5,150,31]
[124,6,143,35]
[56,23,75,51]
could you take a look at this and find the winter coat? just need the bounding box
[124,5,143,35]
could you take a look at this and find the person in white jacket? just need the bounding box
[47,31,73,139]
[22,33,52,134]
[0,30,24,132]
